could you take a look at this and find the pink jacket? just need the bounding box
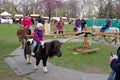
[53,23,58,32]
[57,20,64,30]
[34,28,44,42]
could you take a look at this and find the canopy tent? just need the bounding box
[0,11,12,16]
[14,14,23,17]
[0,11,13,24]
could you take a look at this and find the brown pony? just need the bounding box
[17,26,45,49]
[17,27,29,49]
[24,39,62,73]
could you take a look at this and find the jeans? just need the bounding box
[30,40,37,52]
[27,26,31,35]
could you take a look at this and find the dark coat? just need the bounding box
[110,59,120,80]
[37,16,44,25]
[81,19,86,30]
[110,46,120,80]
[105,19,111,27]
[75,19,81,27]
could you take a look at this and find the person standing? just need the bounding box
[75,17,82,36]
[75,17,81,27]
[37,14,45,25]
[21,13,32,35]
[81,18,86,31]
[57,18,64,36]
[72,19,77,32]
[53,20,58,38]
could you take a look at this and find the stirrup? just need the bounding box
[31,52,35,56]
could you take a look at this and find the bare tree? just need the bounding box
[115,3,120,19]
[0,0,18,15]
[68,0,78,18]
[18,0,37,14]
[37,0,64,21]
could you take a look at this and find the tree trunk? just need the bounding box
[47,7,51,23]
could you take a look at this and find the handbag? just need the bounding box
[107,70,116,80]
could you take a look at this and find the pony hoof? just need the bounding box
[34,65,38,70]
[43,67,48,73]
[26,60,32,64]
[27,62,32,64]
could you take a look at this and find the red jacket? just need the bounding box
[21,16,31,27]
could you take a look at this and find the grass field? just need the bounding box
[0,23,117,79]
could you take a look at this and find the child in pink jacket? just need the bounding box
[31,23,44,55]
[57,18,64,35]
[53,20,58,38]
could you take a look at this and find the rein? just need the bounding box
[103,36,117,44]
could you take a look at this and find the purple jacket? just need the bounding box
[34,28,44,42]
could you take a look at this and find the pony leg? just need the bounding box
[21,39,24,49]
[43,67,48,73]
[26,54,32,64]
[26,54,29,63]
[21,43,24,49]
[35,59,40,70]
[42,59,48,73]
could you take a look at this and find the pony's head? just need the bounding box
[48,40,62,57]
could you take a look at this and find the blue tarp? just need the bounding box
[86,19,119,29]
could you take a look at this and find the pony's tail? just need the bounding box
[24,41,31,59]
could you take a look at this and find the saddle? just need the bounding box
[33,43,41,53]
[19,26,31,35]
[33,42,45,53]
[100,26,110,32]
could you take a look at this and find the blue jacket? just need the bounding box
[105,19,111,27]
[75,19,81,27]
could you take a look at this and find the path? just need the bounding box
[4,38,115,80]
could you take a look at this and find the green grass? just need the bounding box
[0,24,19,37]
[0,23,117,79]
[49,42,117,74]
[0,40,20,75]
[0,24,23,79]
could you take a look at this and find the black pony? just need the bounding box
[24,39,62,73]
